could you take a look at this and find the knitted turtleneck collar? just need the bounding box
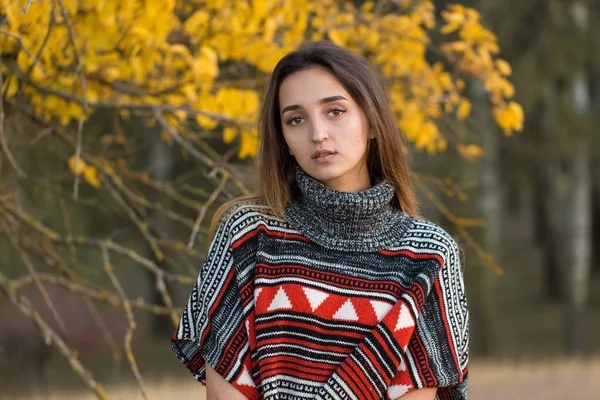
[284,165,413,252]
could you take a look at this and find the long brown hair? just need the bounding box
[209,40,419,239]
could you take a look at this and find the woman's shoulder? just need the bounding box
[398,213,460,260]
[214,197,286,235]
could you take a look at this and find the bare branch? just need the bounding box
[12,273,181,315]
[102,244,148,400]
[23,0,34,13]
[415,182,503,275]
[0,201,194,284]
[2,219,68,333]
[21,77,250,126]
[0,57,28,179]
[0,272,109,400]
[0,29,49,75]
[56,0,88,199]
[25,1,56,77]
[188,173,228,249]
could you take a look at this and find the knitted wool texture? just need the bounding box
[171,167,469,400]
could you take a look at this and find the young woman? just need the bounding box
[171,40,469,400]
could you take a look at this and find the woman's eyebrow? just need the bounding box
[281,95,348,115]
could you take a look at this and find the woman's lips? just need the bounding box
[313,152,336,163]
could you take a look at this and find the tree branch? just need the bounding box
[56,0,88,199]
[0,29,49,75]
[0,57,28,178]
[23,0,34,13]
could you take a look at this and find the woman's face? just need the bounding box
[279,66,373,192]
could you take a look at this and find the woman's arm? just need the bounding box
[205,362,249,400]
[397,388,437,400]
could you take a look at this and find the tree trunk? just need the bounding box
[470,81,501,357]
[534,82,565,301]
[147,133,178,337]
[565,137,592,355]
[564,0,593,355]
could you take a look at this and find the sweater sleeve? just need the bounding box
[170,211,260,400]
[389,235,469,400]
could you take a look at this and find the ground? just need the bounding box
[2,355,599,400]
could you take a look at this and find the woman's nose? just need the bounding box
[310,118,329,143]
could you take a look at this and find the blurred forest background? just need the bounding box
[0,0,599,399]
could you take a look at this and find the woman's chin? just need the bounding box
[303,166,347,187]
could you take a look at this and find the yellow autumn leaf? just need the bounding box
[3,75,19,98]
[496,58,512,76]
[493,101,524,136]
[508,101,524,132]
[159,129,172,143]
[223,126,237,143]
[252,0,269,19]
[68,155,86,176]
[441,9,466,25]
[493,107,512,135]
[441,22,460,35]
[457,99,471,120]
[457,144,484,161]
[501,80,516,98]
[238,128,259,159]
[83,166,101,187]
[196,115,218,130]
[328,29,350,47]
[263,17,278,43]
[361,1,375,13]
[448,4,466,13]
[366,30,380,48]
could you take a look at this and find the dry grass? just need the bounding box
[4,358,600,400]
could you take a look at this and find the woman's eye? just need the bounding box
[287,117,303,126]
[329,109,346,117]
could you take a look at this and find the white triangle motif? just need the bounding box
[333,299,359,321]
[398,358,407,371]
[395,304,415,331]
[370,300,393,322]
[302,287,329,312]
[388,384,411,398]
[267,286,293,311]
[236,366,256,387]
[254,288,263,305]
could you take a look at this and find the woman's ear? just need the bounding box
[368,129,376,139]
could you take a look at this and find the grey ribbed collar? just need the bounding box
[284,166,413,252]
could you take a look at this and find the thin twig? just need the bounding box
[12,273,180,315]
[0,29,48,75]
[0,57,28,178]
[102,177,165,263]
[415,182,503,275]
[154,110,216,168]
[0,272,108,400]
[56,0,88,199]
[155,111,250,195]
[23,0,34,13]
[2,219,68,332]
[0,201,193,284]
[101,244,148,400]
[20,76,249,126]
[57,192,123,369]
[25,1,56,77]
[188,173,228,249]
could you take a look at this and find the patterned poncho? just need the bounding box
[171,167,469,399]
